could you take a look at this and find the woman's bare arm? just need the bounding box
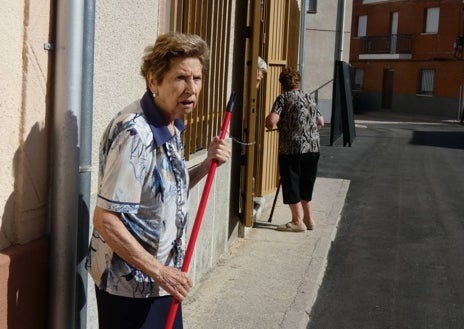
[93,206,192,301]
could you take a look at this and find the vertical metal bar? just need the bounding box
[244,0,261,227]
[76,0,95,328]
[267,179,280,222]
[299,0,306,88]
[49,0,84,328]
[335,0,346,61]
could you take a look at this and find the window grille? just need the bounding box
[170,1,233,160]
[417,69,435,95]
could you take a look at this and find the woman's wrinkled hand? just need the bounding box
[207,136,231,166]
[157,266,192,302]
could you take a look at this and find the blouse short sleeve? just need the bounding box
[97,114,153,214]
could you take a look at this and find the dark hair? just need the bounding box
[140,32,210,86]
[279,67,300,91]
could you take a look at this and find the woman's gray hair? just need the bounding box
[141,32,210,86]
[258,56,268,72]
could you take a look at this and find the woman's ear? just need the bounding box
[147,72,158,94]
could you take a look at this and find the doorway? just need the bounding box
[382,69,394,109]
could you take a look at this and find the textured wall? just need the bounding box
[0,1,51,248]
[91,0,161,194]
[349,0,464,118]
[0,1,52,327]
[0,0,23,250]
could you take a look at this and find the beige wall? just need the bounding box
[91,0,161,193]
[0,1,51,248]
[0,1,52,328]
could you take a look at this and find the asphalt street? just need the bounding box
[308,114,464,329]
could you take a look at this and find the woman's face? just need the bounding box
[256,69,265,89]
[149,57,203,121]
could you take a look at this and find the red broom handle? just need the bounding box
[164,91,236,329]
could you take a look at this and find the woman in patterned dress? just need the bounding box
[265,67,324,232]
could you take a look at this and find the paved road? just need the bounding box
[308,117,464,329]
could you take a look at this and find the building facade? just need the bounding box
[0,0,302,328]
[350,0,464,119]
[302,0,353,122]
[0,1,353,328]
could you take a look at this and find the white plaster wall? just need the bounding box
[0,0,51,249]
[91,0,160,195]
[0,1,24,249]
[303,0,353,122]
[304,0,338,99]
[344,1,353,63]
[17,0,51,243]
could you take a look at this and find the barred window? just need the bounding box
[417,69,435,95]
[307,0,317,13]
[171,1,233,160]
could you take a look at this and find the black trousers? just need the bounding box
[95,286,183,329]
[278,152,320,204]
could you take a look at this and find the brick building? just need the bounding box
[350,0,464,119]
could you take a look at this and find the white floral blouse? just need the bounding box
[86,91,189,298]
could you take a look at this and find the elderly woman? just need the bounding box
[265,67,324,233]
[86,32,231,329]
[256,56,267,88]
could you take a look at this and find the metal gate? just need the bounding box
[170,1,234,159]
[242,0,301,226]
[169,0,301,226]
[256,0,301,197]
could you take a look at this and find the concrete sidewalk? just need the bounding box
[183,177,350,329]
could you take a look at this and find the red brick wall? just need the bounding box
[350,0,464,109]
[352,0,462,58]
[360,60,463,97]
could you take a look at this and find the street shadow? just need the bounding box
[410,130,464,150]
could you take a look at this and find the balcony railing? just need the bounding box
[360,34,412,58]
